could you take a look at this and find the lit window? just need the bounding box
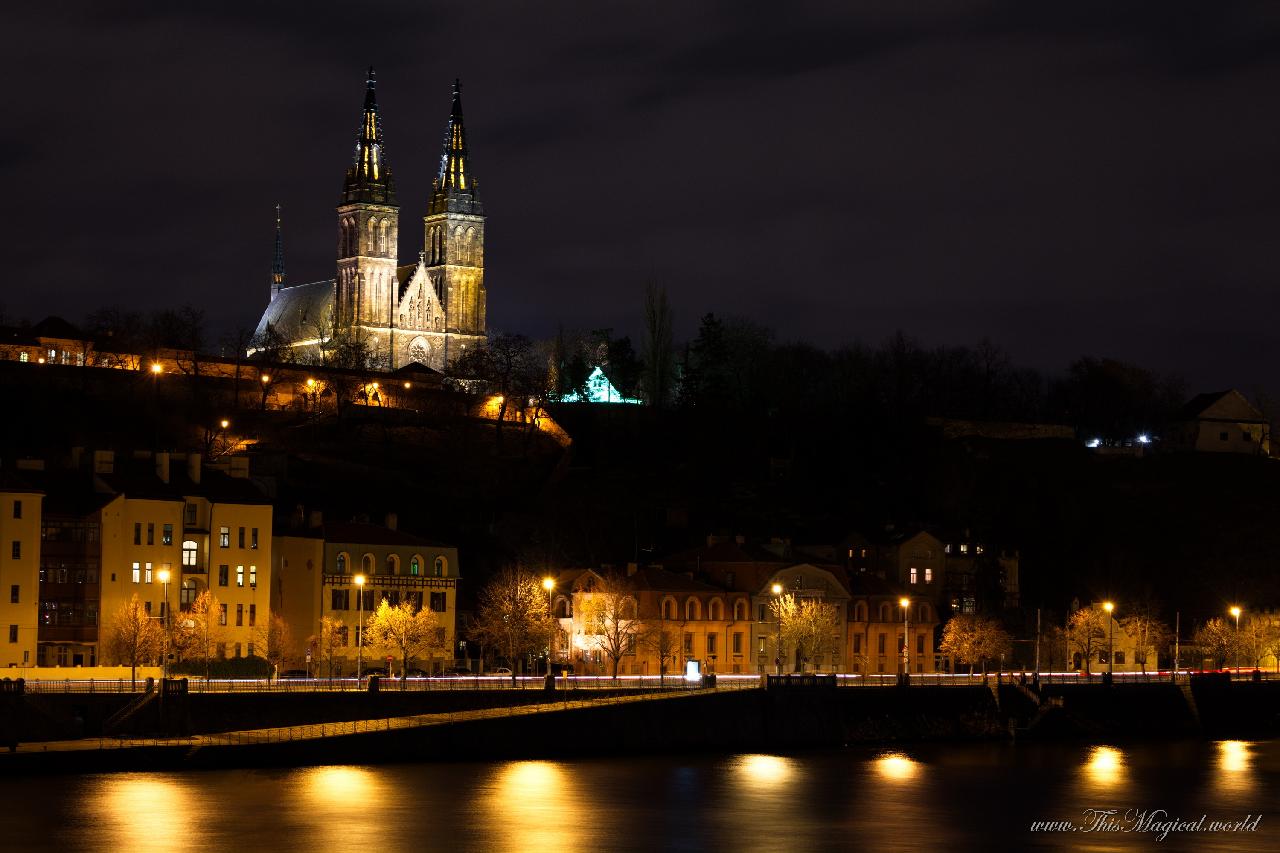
[925,568,933,583]
[960,544,968,554]
[145,563,153,584]
[909,568,918,584]
[18,352,28,363]
[182,540,198,567]
[162,524,173,546]
[219,527,230,548]
[132,563,141,584]
[249,566,257,588]
[236,566,244,587]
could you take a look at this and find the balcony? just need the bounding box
[323,574,458,589]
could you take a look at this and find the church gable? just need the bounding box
[397,261,445,334]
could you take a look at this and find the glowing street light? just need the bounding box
[1230,606,1242,676]
[219,419,229,429]
[771,583,783,675]
[158,568,171,678]
[900,597,911,679]
[354,573,366,682]
[150,363,163,374]
[1103,601,1115,677]
[543,577,556,675]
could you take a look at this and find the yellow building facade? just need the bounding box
[0,485,43,669]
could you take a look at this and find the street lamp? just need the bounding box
[158,568,171,679]
[771,583,783,675]
[1103,601,1115,678]
[1230,606,1242,676]
[899,597,910,678]
[543,577,556,675]
[354,573,366,682]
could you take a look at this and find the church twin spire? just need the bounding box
[270,203,285,295]
[342,66,396,205]
[429,78,483,216]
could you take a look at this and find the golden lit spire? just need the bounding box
[342,66,395,205]
[429,78,482,215]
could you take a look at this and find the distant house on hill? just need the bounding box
[1169,390,1269,456]
[559,366,641,404]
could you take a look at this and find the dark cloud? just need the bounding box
[4,1,1280,392]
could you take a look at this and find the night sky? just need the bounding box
[5,1,1280,392]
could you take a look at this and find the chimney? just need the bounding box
[308,510,324,529]
[385,512,398,531]
[93,450,114,474]
[187,453,202,484]
[155,452,170,484]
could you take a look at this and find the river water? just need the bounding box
[3,739,1276,852]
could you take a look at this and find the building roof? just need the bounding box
[1179,389,1266,424]
[321,521,451,549]
[628,565,729,594]
[662,539,792,567]
[254,279,335,342]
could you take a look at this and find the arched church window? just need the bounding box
[362,554,374,575]
[433,556,447,577]
[336,553,348,574]
[380,220,390,255]
[410,555,422,576]
[386,554,399,576]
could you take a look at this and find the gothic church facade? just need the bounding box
[253,69,486,371]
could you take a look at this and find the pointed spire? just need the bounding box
[271,204,285,292]
[342,66,396,205]
[430,78,482,215]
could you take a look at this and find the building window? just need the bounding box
[247,642,255,658]
[147,523,155,545]
[878,634,886,654]
[134,523,141,545]
[409,557,420,576]
[249,566,257,587]
[7,625,15,643]
[185,503,197,526]
[726,571,735,588]
[433,556,447,577]
[249,604,256,627]
[707,633,718,655]
[10,541,19,560]
[237,527,245,549]
[236,566,244,587]
[854,634,862,654]
[909,567,918,584]
[1220,431,1229,441]
[234,642,241,658]
[1115,651,1126,664]
[430,592,447,612]
[218,565,229,587]
[684,633,694,656]
[159,601,167,620]
[925,568,933,583]
[144,563,153,584]
[162,524,173,546]
[13,500,20,519]
[144,601,152,616]
[336,554,346,574]
[216,642,226,659]
[331,589,349,611]
[9,585,18,604]
[916,635,925,655]
[219,527,230,548]
[183,541,198,567]
[218,604,227,626]
[132,563,141,584]
[18,351,27,362]
[732,632,743,654]
[236,604,243,627]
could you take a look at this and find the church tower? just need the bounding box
[336,67,399,335]
[270,203,285,300]
[424,79,486,337]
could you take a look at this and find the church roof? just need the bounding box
[255,279,335,343]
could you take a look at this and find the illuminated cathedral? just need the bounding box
[253,69,486,371]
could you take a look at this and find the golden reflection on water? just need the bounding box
[86,775,202,853]
[1216,740,1253,794]
[874,752,920,782]
[298,766,390,851]
[1082,745,1127,788]
[480,761,578,853]
[736,753,795,789]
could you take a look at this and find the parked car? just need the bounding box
[278,669,310,680]
[445,666,474,676]
[403,668,429,678]
[491,667,512,675]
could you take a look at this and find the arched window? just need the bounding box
[336,553,348,574]
[409,555,422,576]
[433,556,447,577]
[662,598,676,620]
[555,597,570,618]
[182,540,198,568]
[685,598,701,621]
[733,599,747,622]
[380,220,390,255]
[854,602,868,622]
[361,554,374,575]
[879,603,892,622]
[386,554,400,576]
[708,598,724,621]
[918,604,931,623]
[368,219,377,253]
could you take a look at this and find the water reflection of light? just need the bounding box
[874,753,920,782]
[736,754,794,788]
[1083,746,1126,787]
[1219,740,1251,774]
[88,775,201,852]
[298,765,389,851]
[482,761,577,852]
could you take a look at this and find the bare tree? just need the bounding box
[104,595,163,687]
[578,574,638,679]
[314,615,347,678]
[640,619,682,685]
[363,598,447,686]
[940,613,1012,679]
[469,567,554,684]
[1193,618,1235,670]
[255,613,293,677]
[171,590,223,680]
[769,594,840,673]
[1067,607,1109,675]
[1119,612,1172,674]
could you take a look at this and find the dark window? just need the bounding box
[238,527,245,549]
[162,524,173,546]
[429,592,447,612]
[236,604,243,627]
[134,523,141,545]
[218,604,227,626]
[854,634,862,654]
[916,635,924,655]
[249,604,256,627]
[1220,432,1229,441]
[10,541,19,560]
[147,523,154,545]
[218,565,229,587]
[877,634,886,654]
[185,503,197,526]
[251,528,259,549]
[7,625,16,643]
[144,601,152,615]
[331,589,350,611]
[732,632,742,654]
[9,585,18,604]
[12,500,20,519]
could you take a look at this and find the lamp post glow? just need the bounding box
[771,583,783,675]
[1230,606,1242,676]
[1103,601,1115,677]
[899,597,910,677]
[543,577,555,675]
[355,573,366,682]
[158,568,171,678]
